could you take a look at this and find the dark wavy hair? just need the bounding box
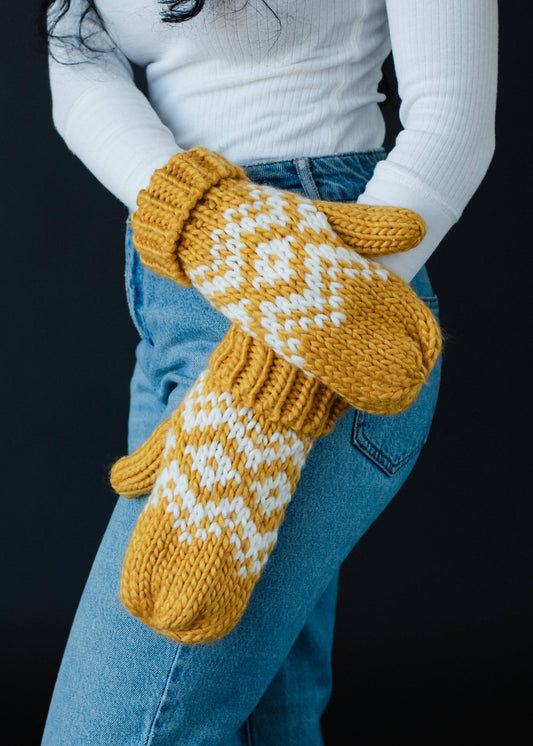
[38,1,280,55]
[37,1,212,56]
[40,1,206,32]
[36,0,216,61]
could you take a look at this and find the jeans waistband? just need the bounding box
[239,149,387,203]
[240,149,386,169]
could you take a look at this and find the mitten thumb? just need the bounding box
[110,418,170,498]
[315,201,426,257]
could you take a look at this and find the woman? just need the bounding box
[41,1,497,743]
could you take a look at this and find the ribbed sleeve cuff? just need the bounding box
[357,166,459,283]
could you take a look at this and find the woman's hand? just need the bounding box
[131,147,441,414]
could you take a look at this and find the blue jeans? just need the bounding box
[42,151,441,745]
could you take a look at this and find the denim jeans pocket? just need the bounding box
[124,221,154,344]
[350,295,441,476]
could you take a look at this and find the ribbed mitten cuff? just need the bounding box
[210,324,347,438]
[131,147,245,285]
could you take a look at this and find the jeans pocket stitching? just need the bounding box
[351,410,428,477]
[418,295,439,312]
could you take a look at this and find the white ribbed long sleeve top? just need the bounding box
[48,0,498,281]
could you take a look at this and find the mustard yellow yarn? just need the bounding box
[112,147,443,644]
[113,326,345,643]
[131,147,441,414]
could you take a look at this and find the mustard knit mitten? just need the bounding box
[113,325,347,644]
[131,147,440,414]
[113,147,442,643]
[112,253,440,644]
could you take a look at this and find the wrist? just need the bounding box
[131,147,244,284]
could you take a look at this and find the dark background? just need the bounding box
[2,3,531,744]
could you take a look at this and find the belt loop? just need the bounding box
[295,157,320,200]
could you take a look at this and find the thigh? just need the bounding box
[43,151,441,745]
[43,342,439,746]
[245,572,340,746]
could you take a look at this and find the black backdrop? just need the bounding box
[2,3,531,743]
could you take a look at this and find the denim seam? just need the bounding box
[295,158,321,200]
[418,296,439,310]
[144,644,185,746]
[244,714,255,746]
[134,263,155,346]
[351,410,425,476]
[125,232,143,340]
[126,232,155,346]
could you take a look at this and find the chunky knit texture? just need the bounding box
[132,147,441,414]
[112,325,345,643]
[112,147,443,642]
